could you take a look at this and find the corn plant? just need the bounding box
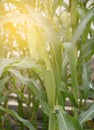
[0,0,94,130]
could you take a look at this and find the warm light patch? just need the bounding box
[0,0,52,60]
[0,0,41,57]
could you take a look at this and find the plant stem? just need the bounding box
[49,111,56,130]
[18,99,24,130]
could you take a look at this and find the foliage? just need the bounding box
[0,0,94,130]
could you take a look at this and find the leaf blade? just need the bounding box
[79,104,94,124]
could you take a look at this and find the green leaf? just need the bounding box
[71,8,94,45]
[39,100,49,115]
[0,91,11,103]
[0,77,10,92]
[8,69,44,97]
[80,37,94,63]
[63,8,94,69]
[55,106,81,130]
[0,59,11,77]
[11,57,41,73]
[0,58,19,77]
[70,116,82,130]
[56,110,74,130]
[81,63,90,98]
[79,104,94,124]
[15,89,28,104]
[67,44,78,104]
[0,106,35,130]
[42,68,56,107]
[60,82,78,107]
[9,69,49,115]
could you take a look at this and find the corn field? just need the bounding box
[0,0,94,130]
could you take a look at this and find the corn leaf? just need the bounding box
[0,77,10,92]
[71,8,94,45]
[67,43,78,104]
[81,63,90,98]
[69,116,82,130]
[0,91,11,103]
[8,69,42,97]
[79,37,94,63]
[55,106,81,130]
[0,106,35,130]
[11,58,41,73]
[79,104,94,124]
[8,69,49,115]
[42,67,56,107]
[15,89,28,104]
[0,59,12,77]
[60,85,78,108]
[63,8,94,69]
[0,5,62,107]
[0,58,19,77]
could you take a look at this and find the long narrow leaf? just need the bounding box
[79,104,94,124]
[71,8,94,45]
[55,106,82,130]
[0,77,10,92]
[67,44,78,104]
[0,106,35,130]
[0,91,11,103]
[9,69,49,115]
[0,58,20,77]
[80,37,94,63]
[8,69,43,96]
[63,8,94,69]
[11,58,41,73]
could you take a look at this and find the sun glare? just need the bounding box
[0,0,45,58]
